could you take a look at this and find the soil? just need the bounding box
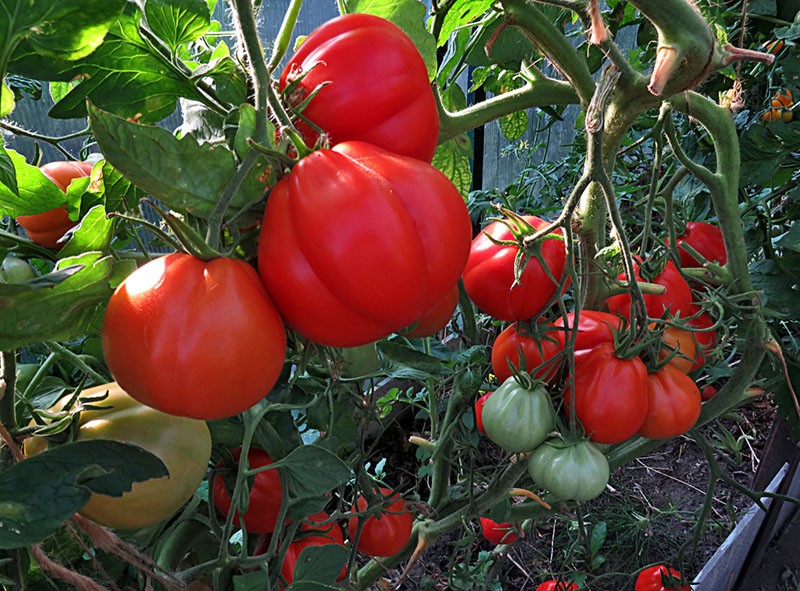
[371,392,787,591]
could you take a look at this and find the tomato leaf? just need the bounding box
[0,83,14,118]
[499,110,529,141]
[145,0,211,52]
[232,572,267,591]
[98,161,148,213]
[292,544,349,585]
[0,253,114,349]
[432,136,473,198]
[0,144,17,197]
[343,0,437,79]
[377,340,448,378]
[436,0,495,47]
[275,445,351,499]
[58,205,115,259]
[0,150,70,217]
[0,439,167,549]
[88,104,269,219]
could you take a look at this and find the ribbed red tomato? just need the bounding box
[279,13,439,161]
[347,487,413,557]
[635,565,691,591]
[102,253,286,419]
[675,221,727,268]
[552,310,624,353]
[462,216,566,322]
[638,365,701,440]
[258,141,471,347]
[401,284,459,338]
[277,512,346,585]
[479,517,520,545]
[605,259,693,320]
[16,161,93,249]
[213,447,283,534]
[564,342,649,444]
[490,322,563,384]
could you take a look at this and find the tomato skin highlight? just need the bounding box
[491,323,563,385]
[638,365,701,440]
[102,253,287,420]
[258,141,471,347]
[564,342,649,444]
[634,565,692,591]
[462,216,566,322]
[675,221,727,268]
[347,487,414,557]
[212,447,283,534]
[479,517,520,545]
[24,382,211,530]
[527,439,610,502]
[279,13,439,161]
[16,161,93,249]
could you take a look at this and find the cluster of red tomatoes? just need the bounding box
[470,215,726,506]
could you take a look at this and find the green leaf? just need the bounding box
[98,162,148,213]
[590,521,607,555]
[0,83,14,118]
[0,253,114,349]
[0,144,17,197]
[0,439,167,549]
[0,0,125,62]
[287,583,340,591]
[775,224,800,253]
[377,340,448,377]
[498,110,529,141]
[431,135,473,198]
[343,0,438,79]
[89,104,269,219]
[58,205,114,259]
[437,0,495,47]
[145,0,211,51]
[749,258,800,318]
[292,545,349,584]
[275,445,351,499]
[0,150,70,217]
[233,572,267,591]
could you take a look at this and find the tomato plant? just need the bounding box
[479,516,520,545]
[527,439,610,502]
[257,141,472,347]
[638,365,701,440]
[674,221,727,268]
[491,322,563,384]
[15,161,93,249]
[564,343,649,444]
[24,382,211,529]
[605,259,693,320]
[279,13,439,161]
[536,581,580,591]
[101,253,287,419]
[480,375,555,453]
[462,215,566,322]
[634,565,692,591]
[347,488,414,557]
[212,447,283,534]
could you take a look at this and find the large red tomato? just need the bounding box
[279,13,438,161]
[16,161,94,249]
[258,141,471,347]
[675,221,727,268]
[564,342,649,444]
[213,448,283,534]
[347,487,414,557]
[490,322,563,384]
[552,310,624,352]
[638,365,701,440]
[400,284,459,338]
[635,565,692,591]
[606,258,693,320]
[462,216,567,322]
[102,253,287,419]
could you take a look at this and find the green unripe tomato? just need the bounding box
[527,439,609,502]
[0,256,37,282]
[481,376,555,453]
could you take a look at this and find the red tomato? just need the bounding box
[635,565,692,591]
[462,216,567,322]
[700,384,718,401]
[213,448,283,534]
[401,284,459,338]
[475,391,492,435]
[638,365,701,440]
[606,259,693,320]
[685,309,717,370]
[279,13,439,161]
[479,517,520,545]
[278,512,346,585]
[552,310,624,351]
[675,222,727,268]
[564,343,649,444]
[16,161,93,249]
[347,487,414,557]
[658,325,700,374]
[258,141,471,347]
[490,323,563,384]
[102,253,287,419]
[536,581,579,591]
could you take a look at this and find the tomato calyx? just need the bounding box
[144,200,221,260]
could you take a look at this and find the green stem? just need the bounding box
[267,0,304,71]
[44,342,108,384]
[230,0,270,146]
[0,351,16,434]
